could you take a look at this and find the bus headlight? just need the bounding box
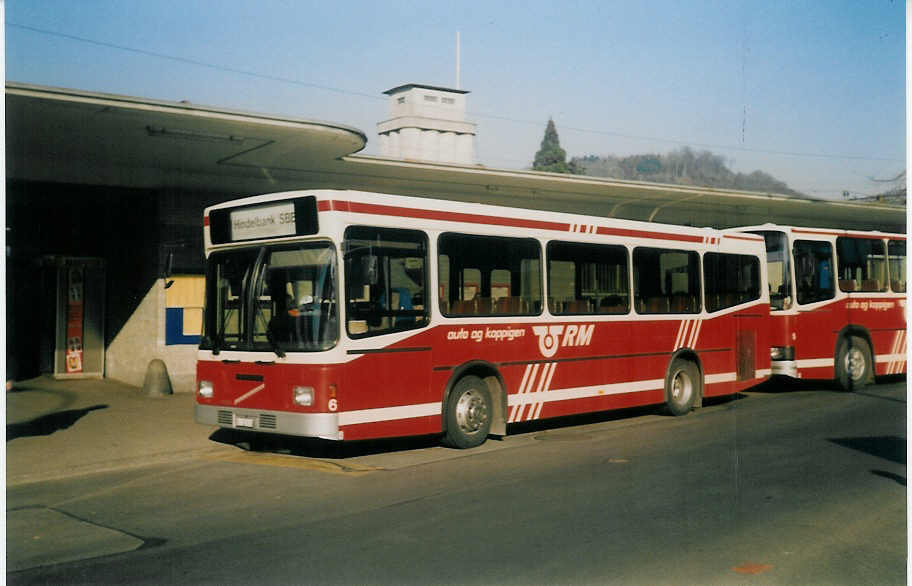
[198,380,214,398]
[770,346,795,361]
[293,386,314,406]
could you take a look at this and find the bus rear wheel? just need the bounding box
[443,375,492,449]
[665,358,700,416]
[836,335,873,392]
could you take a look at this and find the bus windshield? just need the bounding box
[201,242,338,354]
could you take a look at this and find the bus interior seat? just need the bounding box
[496,296,524,314]
[565,299,590,314]
[598,296,626,314]
[646,297,668,314]
[450,299,476,315]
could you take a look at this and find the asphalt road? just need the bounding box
[8,379,907,585]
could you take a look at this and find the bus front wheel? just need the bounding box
[665,358,700,416]
[443,375,492,449]
[836,336,873,392]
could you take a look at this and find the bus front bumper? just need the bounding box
[771,360,798,378]
[195,404,342,440]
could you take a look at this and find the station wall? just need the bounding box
[6,180,229,390]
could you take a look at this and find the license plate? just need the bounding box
[235,414,256,428]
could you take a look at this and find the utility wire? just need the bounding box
[8,21,905,164]
[473,111,904,163]
[7,22,384,101]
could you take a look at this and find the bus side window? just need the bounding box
[794,240,835,304]
[439,233,542,317]
[888,240,906,292]
[704,252,761,312]
[547,241,630,315]
[344,226,429,338]
[837,237,887,293]
[633,247,700,314]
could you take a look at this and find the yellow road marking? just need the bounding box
[732,563,773,575]
[207,451,382,476]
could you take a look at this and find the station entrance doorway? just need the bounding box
[38,256,106,379]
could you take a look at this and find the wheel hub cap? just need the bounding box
[672,372,692,403]
[455,389,488,434]
[846,347,865,381]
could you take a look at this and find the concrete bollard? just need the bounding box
[143,359,173,397]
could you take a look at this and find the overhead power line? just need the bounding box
[8,22,905,164]
[7,22,384,101]
[472,111,904,163]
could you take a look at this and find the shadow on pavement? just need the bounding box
[7,405,109,442]
[871,469,906,486]
[750,374,906,394]
[749,377,831,393]
[207,394,747,459]
[209,428,441,459]
[829,435,906,465]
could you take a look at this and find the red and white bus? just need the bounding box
[195,190,771,447]
[737,225,906,389]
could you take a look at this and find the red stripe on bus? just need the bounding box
[320,199,703,243]
[203,216,210,227]
[321,199,569,231]
[724,234,763,242]
[596,226,704,243]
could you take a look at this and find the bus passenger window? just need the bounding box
[633,247,700,314]
[888,240,906,292]
[837,237,886,293]
[344,226,429,338]
[439,233,542,317]
[793,240,835,304]
[547,241,629,315]
[704,253,761,312]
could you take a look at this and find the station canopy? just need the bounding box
[6,82,905,234]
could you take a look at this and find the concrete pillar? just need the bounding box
[440,132,456,163]
[456,133,475,165]
[421,130,440,162]
[400,127,420,160]
[388,131,400,158]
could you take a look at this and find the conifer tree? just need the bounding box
[533,118,578,174]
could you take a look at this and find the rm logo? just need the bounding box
[532,324,594,358]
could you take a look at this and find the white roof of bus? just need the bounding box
[205,189,766,242]
[731,223,905,239]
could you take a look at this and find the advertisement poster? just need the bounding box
[65,266,84,373]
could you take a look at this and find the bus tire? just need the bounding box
[836,335,873,392]
[665,358,700,416]
[443,375,492,449]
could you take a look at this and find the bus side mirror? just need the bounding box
[163,251,175,289]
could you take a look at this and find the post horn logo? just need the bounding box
[532,325,564,358]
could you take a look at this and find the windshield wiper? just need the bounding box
[202,333,222,356]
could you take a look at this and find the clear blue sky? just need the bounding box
[5,0,906,199]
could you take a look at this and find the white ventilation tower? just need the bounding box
[377,84,476,165]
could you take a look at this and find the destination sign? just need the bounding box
[208,196,318,244]
[229,202,297,241]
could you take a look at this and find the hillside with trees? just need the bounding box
[572,148,805,197]
[530,120,805,197]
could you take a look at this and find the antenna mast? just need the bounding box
[456,31,461,89]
